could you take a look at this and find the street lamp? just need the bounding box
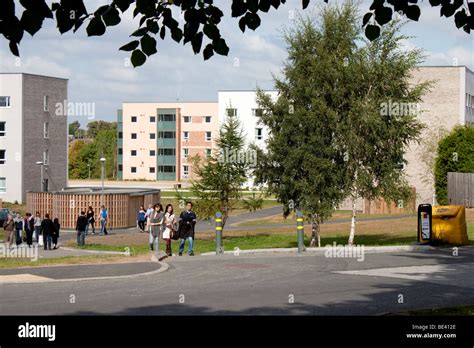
[35,161,44,192]
[100,157,106,206]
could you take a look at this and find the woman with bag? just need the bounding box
[148,203,164,252]
[162,204,177,256]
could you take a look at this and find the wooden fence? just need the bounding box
[448,172,474,208]
[363,188,416,214]
[26,190,161,230]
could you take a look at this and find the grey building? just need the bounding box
[0,73,68,203]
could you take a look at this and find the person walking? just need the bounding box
[148,203,164,252]
[162,204,177,256]
[145,204,154,233]
[40,214,56,251]
[24,213,35,248]
[75,211,88,246]
[3,214,14,249]
[52,218,60,249]
[177,201,197,256]
[33,212,42,244]
[85,206,95,235]
[13,213,24,246]
[137,205,146,233]
[99,205,108,236]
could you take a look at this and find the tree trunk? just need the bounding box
[348,196,357,246]
[309,216,321,247]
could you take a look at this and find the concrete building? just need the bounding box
[0,73,68,203]
[117,102,218,181]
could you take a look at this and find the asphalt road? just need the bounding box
[1,247,473,315]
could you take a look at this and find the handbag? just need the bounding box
[38,235,44,246]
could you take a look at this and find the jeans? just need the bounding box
[179,237,194,255]
[85,220,95,235]
[15,229,23,245]
[34,226,41,242]
[77,230,85,246]
[100,220,107,235]
[149,231,160,251]
[44,234,52,250]
[138,220,145,232]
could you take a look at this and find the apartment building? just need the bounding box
[117,102,218,181]
[0,73,68,203]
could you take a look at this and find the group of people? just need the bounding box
[137,201,197,256]
[2,212,60,250]
[75,205,108,245]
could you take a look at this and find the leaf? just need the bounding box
[239,17,246,32]
[20,9,44,36]
[131,49,146,67]
[191,32,203,54]
[9,41,19,57]
[114,0,134,13]
[140,34,157,56]
[454,9,467,28]
[405,5,420,21]
[102,7,121,26]
[374,6,392,26]
[365,24,380,41]
[362,12,373,27]
[147,19,159,34]
[171,27,183,43]
[302,0,310,10]
[203,44,214,60]
[244,12,261,30]
[86,16,106,36]
[213,38,229,56]
[131,27,148,36]
[119,40,139,51]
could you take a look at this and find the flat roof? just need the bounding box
[34,187,161,195]
[122,101,217,104]
[0,72,68,80]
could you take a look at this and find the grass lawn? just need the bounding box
[1,202,27,216]
[0,254,129,269]
[406,304,474,316]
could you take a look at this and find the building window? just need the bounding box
[205,131,212,141]
[131,133,137,139]
[183,131,189,140]
[255,128,263,140]
[118,148,123,155]
[43,150,49,165]
[150,150,156,156]
[158,148,175,156]
[204,116,212,123]
[118,131,123,139]
[131,167,137,173]
[43,122,49,139]
[205,148,212,158]
[0,122,5,137]
[0,150,5,164]
[150,116,156,122]
[0,177,6,193]
[252,108,263,117]
[158,131,176,138]
[183,165,189,177]
[0,96,11,108]
[118,164,123,171]
[159,114,176,122]
[158,165,176,173]
[183,116,192,123]
[150,133,156,140]
[183,148,189,158]
[131,150,137,156]
[226,108,237,117]
[43,96,49,111]
[131,116,137,122]
[149,167,156,174]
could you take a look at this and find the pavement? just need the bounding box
[1,245,474,315]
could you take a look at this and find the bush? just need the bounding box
[434,126,474,205]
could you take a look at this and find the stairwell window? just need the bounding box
[0,96,10,108]
[0,122,5,137]
[43,122,49,139]
[43,96,49,111]
[0,150,5,164]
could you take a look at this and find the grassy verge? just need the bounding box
[0,254,127,269]
[406,304,474,316]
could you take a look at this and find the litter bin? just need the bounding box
[417,204,432,243]
[432,205,468,245]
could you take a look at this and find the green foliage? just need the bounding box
[68,120,81,136]
[86,120,117,138]
[2,1,471,66]
[434,126,474,205]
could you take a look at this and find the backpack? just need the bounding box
[138,211,146,222]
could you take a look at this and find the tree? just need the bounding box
[176,112,261,231]
[68,120,81,136]
[1,0,472,66]
[94,129,118,179]
[254,5,358,247]
[86,120,117,138]
[434,125,474,205]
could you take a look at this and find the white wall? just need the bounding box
[0,74,23,203]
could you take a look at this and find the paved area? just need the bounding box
[1,247,473,315]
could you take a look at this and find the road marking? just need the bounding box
[0,274,53,283]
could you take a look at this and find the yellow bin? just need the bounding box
[432,205,468,245]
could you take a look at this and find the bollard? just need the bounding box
[296,210,304,253]
[215,211,223,255]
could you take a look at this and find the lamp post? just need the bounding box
[35,161,44,192]
[100,157,106,206]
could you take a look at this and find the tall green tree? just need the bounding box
[434,125,474,205]
[68,120,81,136]
[176,112,261,230]
[87,120,117,138]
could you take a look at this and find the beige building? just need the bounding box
[117,102,218,181]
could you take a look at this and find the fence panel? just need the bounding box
[448,172,474,207]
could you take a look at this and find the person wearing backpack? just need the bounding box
[137,205,146,233]
[13,213,24,246]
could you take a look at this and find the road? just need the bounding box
[1,247,473,315]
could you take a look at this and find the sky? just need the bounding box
[0,0,473,125]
